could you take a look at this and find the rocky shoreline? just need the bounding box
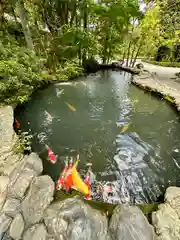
[0,106,156,240]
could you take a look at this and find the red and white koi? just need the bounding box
[46,145,57,164]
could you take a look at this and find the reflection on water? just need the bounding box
[16,70,180,204]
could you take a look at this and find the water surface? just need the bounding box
[16,70,180,204]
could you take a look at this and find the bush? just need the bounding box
[0,37,43,104]
[143,59,180,68]
[0,36,83,104]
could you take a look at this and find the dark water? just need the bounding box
[16,70,180,204]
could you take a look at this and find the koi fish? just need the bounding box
[46,145,57,164]
[84,174,91,200]
[120,125,129,133]
[45,110,53,122]
[56,161,69,190]
[56,88,64,97]
[65,102,76,112]
[15,119,20,129]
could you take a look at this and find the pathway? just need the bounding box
[132,60,180,111]
[138,60,180,92]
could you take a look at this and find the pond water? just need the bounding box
[15,70,180,204]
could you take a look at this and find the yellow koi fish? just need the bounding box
[71,160,89,195]
[65,102,76,112]
[120,125,129,133]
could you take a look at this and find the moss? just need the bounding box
[164,95,174,103]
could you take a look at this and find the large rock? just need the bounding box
[3,198,21,218]
[83,58,100,73]
[0,106,14,155]
[164,187,180,218]
[0,213,12,237]
[152,203,180,240]
[2,232,13,240]
[152,187,180,240]
[23,224,47,240]
[44,197,108,240]
[109,205,155,240]
[0,106,21,176]
[9,213,24,239]
[1,154,24,177]
[22,175,54,227]
[8,153,43,199]
[0,176,9,212]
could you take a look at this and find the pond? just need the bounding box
[15,70,180,204]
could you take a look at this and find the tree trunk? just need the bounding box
[18,1,34,51]
[70,2,77,26]
[82,0,87,62]
[129,42,136,67]
[126,40,132,67]
[132,40,142,67]
[0,0,7,32]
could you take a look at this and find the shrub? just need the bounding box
[0,36,83,104]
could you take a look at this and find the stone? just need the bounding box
[0,106,14,155]
[175,72,180,78]
[8,166,36,199]
[22,175,54,227]
[2,232,13,240]
[1,154,24,177]
[8,153,43,199]
[44,197,108,240]
[3,198,21,217]
[135,63,144,69]
[23,224,47,240]
[152,203,180,240]
[164,187,180,218]
[9,213,24,239]
[25,153,43,175]
[109,205,155,240]
[0,176,9,212]
[83,58,100,73]
[0,213,12,236]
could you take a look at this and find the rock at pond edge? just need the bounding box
[22,175,54,227]
[109,205,155,240]
[9,213,24,239]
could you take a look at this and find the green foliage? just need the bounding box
[12,131,33,154]
[2,0,179,105]
[0,37,42,104]
[143,59,180,68]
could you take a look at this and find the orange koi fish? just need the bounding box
[65,102,76,112]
